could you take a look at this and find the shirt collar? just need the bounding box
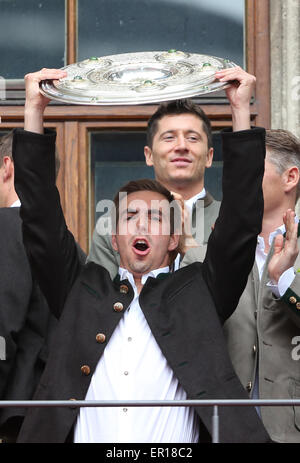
[118,266,170,290]
[268,224,286,246]
[10,199,21,208]
[184,188,206,212]
[257,215,299,249]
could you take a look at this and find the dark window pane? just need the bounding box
[90,130,222,226]
[90,131,151,224]
[0,0,65,79]
[78,0,244,66]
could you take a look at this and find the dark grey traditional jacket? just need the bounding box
[13,127,270,443]
[0,207,56,439]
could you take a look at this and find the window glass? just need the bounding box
[78,0,244,66]
[0,0,65,79]
[90,131,151,225]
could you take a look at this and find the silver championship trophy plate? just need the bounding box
[40,50,236,105]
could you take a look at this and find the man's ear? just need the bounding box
[1,156,14,182]
[168,233,180,252]
[284,166,299,194]
[205,147,214,168]
[111,233,119,253]
[144,146,154,167]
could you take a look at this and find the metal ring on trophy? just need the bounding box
[77,57,113,69]
[63,76,90,88]
[132,80,167,93]
[175,62,195,77]
[39,50,237,105]
[155,49,191,62]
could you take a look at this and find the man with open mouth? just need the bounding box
[11,66,278,443]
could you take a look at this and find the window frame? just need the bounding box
[0,0,270,253]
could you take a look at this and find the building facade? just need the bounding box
[0,0,299,252]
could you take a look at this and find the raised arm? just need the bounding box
[215,66,254,132]
[13,69,82,318]
[202,69,265,323]
[24,68,66,134]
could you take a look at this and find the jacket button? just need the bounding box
[120,284,129,294]
[96,333,106,343]
[296,302,300,310]
[246,381,252,392]
[113,302,124,312]
[252,345,257,354]
[289,296,297,304]
[81,365,91,376]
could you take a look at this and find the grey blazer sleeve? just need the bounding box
[87,216,119,279]
[180,244,208,266]
[279,243,300,328]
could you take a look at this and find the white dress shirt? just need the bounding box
[256,222,297,297]
[184,188,206,214]
[74,266,199,443]
[10,199,21,208]
[173,188,206,271]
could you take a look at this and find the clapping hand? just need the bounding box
[268,209,299,284]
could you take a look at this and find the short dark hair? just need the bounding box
[0,131,13,164]
[266,129,300,201]
[113,178,184,264]
[146,99,213,149]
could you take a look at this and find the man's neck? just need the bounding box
[160,180,205,201]
[119,266,170,295]
[6,191,20,208]
[135,278,143,295]
[0,190,19,208]
[261,204,295,252]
